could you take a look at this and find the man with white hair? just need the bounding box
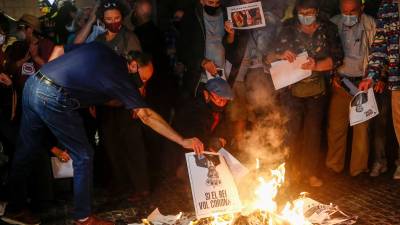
[326,0,376,176]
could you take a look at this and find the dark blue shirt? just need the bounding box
[40,42,146,109]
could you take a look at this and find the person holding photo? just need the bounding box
[267,0,343,187]
[326,0,376,177]
[226,0,280,153]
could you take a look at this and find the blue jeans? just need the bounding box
[8,75,93,219]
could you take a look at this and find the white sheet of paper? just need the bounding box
[349,88,379,126]
[270,52,312,90]
[218,148,249,183]
[224,60,232,79]
[0,201,6,216]
[186,152,242,219]
[51,157,74,179]
[147,208,182,225]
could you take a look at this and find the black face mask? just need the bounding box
[203,5,220,16]
[129,72,144,88]
[172,20,181,30]
[207,100,225,113]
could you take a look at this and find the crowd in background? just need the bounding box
[0,0,399,217]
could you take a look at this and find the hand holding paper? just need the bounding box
[270,52,312,90]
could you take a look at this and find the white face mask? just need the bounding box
[342,14,359,27]
[0,34,5,45]
[298,14,316,26]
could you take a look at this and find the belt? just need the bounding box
[35,72,65,92]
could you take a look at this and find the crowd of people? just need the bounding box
[0,0,399,224]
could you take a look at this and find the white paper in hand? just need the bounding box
[51,157,74,179]
[218,148,249,183]
[349,88,379,126]
[270,52,312,90]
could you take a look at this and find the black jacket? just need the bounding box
[172,95,226,148]
[177,2,229,97]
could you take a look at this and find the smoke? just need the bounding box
[229,70,291,206]
[232,70,289,172]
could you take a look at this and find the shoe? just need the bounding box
[393,166,400,180]
[1,209,41,225]
[370,162,388,177]
[75,216,114,225]
[308,176,323,187]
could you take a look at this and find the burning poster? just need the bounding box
[269,52,312,90]
[218,148,249,183]
[227,2,266,30]
[185,152,242,219]
[349,88,379,126]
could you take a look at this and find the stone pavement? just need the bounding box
[1,170,399,225]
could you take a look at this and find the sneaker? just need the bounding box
[75,216,114,225]
[393,166,400,180]
[1,209,41,225]
[370,162,388,177]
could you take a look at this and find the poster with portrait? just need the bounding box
[227,1,266,30]
[349,88,379,126]
[186,152,242,219]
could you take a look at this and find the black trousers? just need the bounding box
[98,107,150,193]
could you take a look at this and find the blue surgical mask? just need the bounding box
[298,14,316,26]
[342,14,359,27]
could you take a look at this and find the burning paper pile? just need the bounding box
[131,160,357,225]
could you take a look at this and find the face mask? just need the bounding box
[129,72,144,88]
[298,14,316,26]
[342,14,359,27]
[0,34,5,45]
[172,20,181,30]
[104,21,122,33]
[204,5,220,16]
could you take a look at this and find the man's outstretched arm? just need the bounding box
[135,108,204,154]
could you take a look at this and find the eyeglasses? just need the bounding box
[103,2,117,8]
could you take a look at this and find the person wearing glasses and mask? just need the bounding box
[326,0,376,177]
[267,0,344,187]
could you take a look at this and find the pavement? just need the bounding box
[1,168,399,225]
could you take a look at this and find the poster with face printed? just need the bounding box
[227,1,266,30]
[349,88,379,126]
[186,152,242,219]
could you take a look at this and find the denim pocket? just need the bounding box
[36,89,80,112]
